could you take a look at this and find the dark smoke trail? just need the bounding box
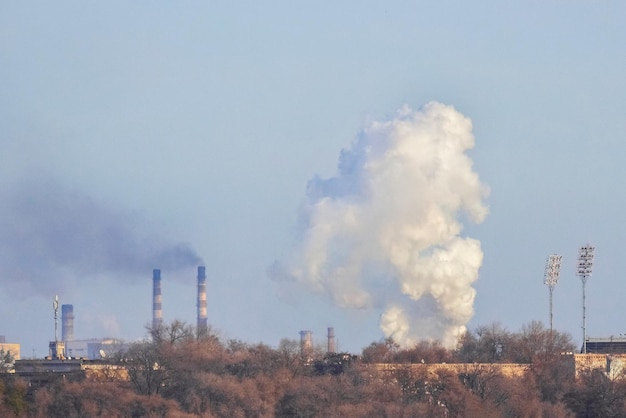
[0,177,202,295]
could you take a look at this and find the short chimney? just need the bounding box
[300,330,312,358]
[152,269,162,329]
[197,266,208,334]
[327,327,336,354]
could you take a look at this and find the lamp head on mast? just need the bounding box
[544,254,562,290]
[577,244,595,282]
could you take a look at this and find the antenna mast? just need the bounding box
[543,254,562,332]
[53,295,59,342]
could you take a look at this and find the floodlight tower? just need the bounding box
[577,244,595,354]
[543,254,562,332]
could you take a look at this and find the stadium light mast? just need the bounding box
[577,244,595,354]
[543,254,562,332]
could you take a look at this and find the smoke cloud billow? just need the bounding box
[0,178,202,295]
[271,102,489,347]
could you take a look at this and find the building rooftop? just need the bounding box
[584,337,626,354]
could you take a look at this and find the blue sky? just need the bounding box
[2,2,626,356]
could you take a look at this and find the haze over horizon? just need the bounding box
[2,2,626,357]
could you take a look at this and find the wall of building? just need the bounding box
[0,343,21,361]
[367,354,626,382]
[15,358,129,384]
[561,353,626,380]
[368,362,530,379]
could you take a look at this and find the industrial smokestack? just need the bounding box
[197,266,207,334]
[152,269,162,329]
[327,327,336,354]
[61,304,74,342]
[299,330,312,358]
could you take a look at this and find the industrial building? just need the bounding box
[41,265,209,360]
[65,339,125,359]
[12,266,209,383]
[51,300,125,360]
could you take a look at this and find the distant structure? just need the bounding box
[543,254,562,332]
[61,304,75,342]
[584,337,626,355]
[197,266,208,334]
[58,303,126,359]
[65,338,126,359]
[53,295,59,342]
[152,269,163,329]
[577,244,595,354]
[300,330,312,358]
[49,295,65,359]
[327,327,336,354]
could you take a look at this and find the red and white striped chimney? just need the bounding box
[152,269,162,329]
[197,266,207,333]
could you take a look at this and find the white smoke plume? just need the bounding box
[270,102,489,347]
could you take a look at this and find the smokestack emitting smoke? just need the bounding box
[152,269,162,329]
[0,178,202,296]
[271,102,489,347]
[61,304,74,342]
[197,266,207,333]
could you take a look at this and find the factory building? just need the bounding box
[46,266,208,359]
[56,299,126,359]
[65,339,125,360]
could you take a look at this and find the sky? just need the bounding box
[2,1,626,357]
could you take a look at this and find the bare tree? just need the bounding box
[0,349,14,373]
[361,338,399,363]
[124,341,167,396]
[149,319,195,345]
[564,368,626,418]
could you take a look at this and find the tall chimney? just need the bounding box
[61,304,74,342]
[327,327,335,354]
[299,330,312,358]
[197,266,207,334]
[152,269,162,329]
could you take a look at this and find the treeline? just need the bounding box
[0,320,625,417]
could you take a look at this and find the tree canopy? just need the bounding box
[0,320,615,418]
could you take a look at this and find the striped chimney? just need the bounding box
[152,269,162,329]
[197,266,208,333]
